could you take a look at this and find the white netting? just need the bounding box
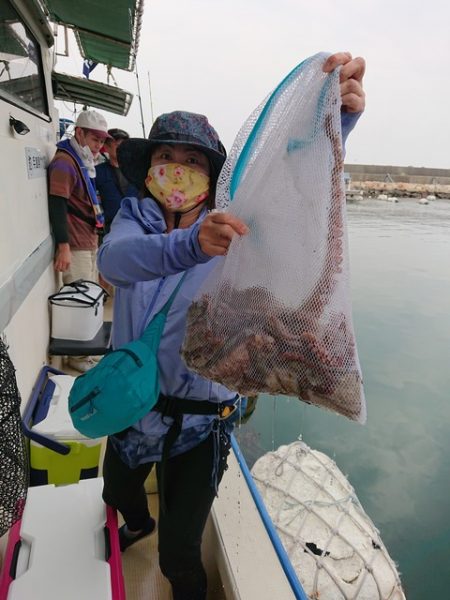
[182,52,365,422]
[251,442,406,600]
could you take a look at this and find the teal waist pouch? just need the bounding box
[69,274,186,438]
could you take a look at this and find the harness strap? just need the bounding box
[152,393,237,514]
[114,393,238,514]
[67,204,97,228]
[153,394,225,417]
[158,412,183,515]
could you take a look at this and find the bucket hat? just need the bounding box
[75,110,111,139]
[117,111,226,188]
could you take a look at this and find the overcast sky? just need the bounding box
[55,0,450,169]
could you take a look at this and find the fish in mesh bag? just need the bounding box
[0,337,28,537]
[251,441,406,600]
[182,52,366,422]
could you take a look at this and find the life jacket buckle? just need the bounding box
[218,396,241,420]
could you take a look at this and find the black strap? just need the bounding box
[48,279,107,305]
[68,204,104,235]
[159,412,183,515]
[113,395,224,439]
[153,394,223,418]
[112,165,130,197]
[115,394,235,514]
[153,394,225,515]
[67,204,97,226]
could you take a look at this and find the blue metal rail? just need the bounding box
[231,435,309,600]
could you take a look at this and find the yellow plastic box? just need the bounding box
[23,366,102,485]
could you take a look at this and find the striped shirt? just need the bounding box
[48,150,98,250]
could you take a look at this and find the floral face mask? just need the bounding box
[145,163,210,212]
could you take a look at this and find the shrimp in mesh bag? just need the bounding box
[182,52,366,423]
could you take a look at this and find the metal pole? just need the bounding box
[147,70,154,126]
[135,60,146,137]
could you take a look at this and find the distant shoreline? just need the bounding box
[346,182,450,200]
[344,164,450,199]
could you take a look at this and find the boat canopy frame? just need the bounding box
[51,71,133,116]
[39,0,144,71]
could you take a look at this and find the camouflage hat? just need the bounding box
[117,111,226,188]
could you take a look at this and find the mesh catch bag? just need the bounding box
[0,338,28,536]
[182,52,366,423]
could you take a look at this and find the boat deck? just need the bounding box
[119,493,171,600]
[119,491,228,599]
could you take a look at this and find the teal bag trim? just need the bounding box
[140,273,185,345]
[69,273,186,438]
[230,53,335,200]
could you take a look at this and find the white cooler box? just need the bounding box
[49,280,106,341]
[0,478,126,600]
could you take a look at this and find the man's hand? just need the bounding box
[54,243,71,272]
[323,52,366,113]
[198,212,249,256]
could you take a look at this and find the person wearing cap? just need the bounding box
[95,129,139,235]
[48,109,110,372]
[98,52,365,600]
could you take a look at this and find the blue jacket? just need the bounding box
[95,161,138,228]
[97,111,361,468]
[97,199,237,467]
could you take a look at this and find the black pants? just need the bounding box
[102,430,230,600]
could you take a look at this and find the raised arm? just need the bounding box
[97,198,212,286]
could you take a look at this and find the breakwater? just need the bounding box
[344,164,450,198]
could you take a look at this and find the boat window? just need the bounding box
[0,1,48,116]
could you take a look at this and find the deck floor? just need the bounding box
[115,482,226,599]
[120,493,172,600]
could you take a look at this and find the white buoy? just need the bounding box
[419,197,429,205]
[426,194,436,201]
[387,196,399,203]
[377,194,388,201]
[252,441,406,600]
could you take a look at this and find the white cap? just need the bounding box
[75,110,111,139]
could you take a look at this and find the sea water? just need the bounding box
[235,197,450,600]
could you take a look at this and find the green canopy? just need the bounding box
[52,71,133,115]
[42,0,143,70]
